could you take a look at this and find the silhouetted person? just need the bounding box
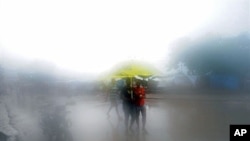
[121,78,135,133]
[106,79,122,119]
[133,81,147,134]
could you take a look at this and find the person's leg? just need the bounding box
[107,105,112,115]
[142,106,147,134]
[129,104,136,130]
[123,103,129,131]
[107,101,114,117]
[114,102,122,119]
[135,106,140,130]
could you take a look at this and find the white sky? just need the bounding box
[0,0,248,74]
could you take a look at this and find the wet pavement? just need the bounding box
[4,92,250,141]
[66,93,250,141]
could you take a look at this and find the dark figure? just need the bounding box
[106,79,122,119]
[120,78,135,133]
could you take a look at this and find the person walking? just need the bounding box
[120,78,135,133]
[133,80,148,134]
[106,79,122,119]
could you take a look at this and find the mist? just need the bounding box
[0,0,250,141]
[1,49,250,141]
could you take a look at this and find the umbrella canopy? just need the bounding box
[98,61,162,99]
[100,60,162,81]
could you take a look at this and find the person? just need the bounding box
[106,79,122,119]
[133,80,148,134]
[120,78,135,133]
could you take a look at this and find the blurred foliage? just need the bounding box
[169,33,250,76]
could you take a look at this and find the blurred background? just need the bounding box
[0,0,249,141]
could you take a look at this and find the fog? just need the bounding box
[0,0,250,141]
[0,0,249,73]
[0,60,250,141]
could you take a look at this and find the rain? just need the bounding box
[0,0,250,141]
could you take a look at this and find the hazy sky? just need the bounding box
[0,0,249,74]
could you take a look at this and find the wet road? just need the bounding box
[67,94,250,141]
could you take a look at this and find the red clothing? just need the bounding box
[133,86,146,106]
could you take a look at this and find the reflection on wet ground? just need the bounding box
[3,93,249,141]
[67,95,250,141]
[166,99,250,141]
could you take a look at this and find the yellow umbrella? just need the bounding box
[98,60,162,99]
[100,60,162,85]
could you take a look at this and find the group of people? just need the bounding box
[105,78,148,134]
